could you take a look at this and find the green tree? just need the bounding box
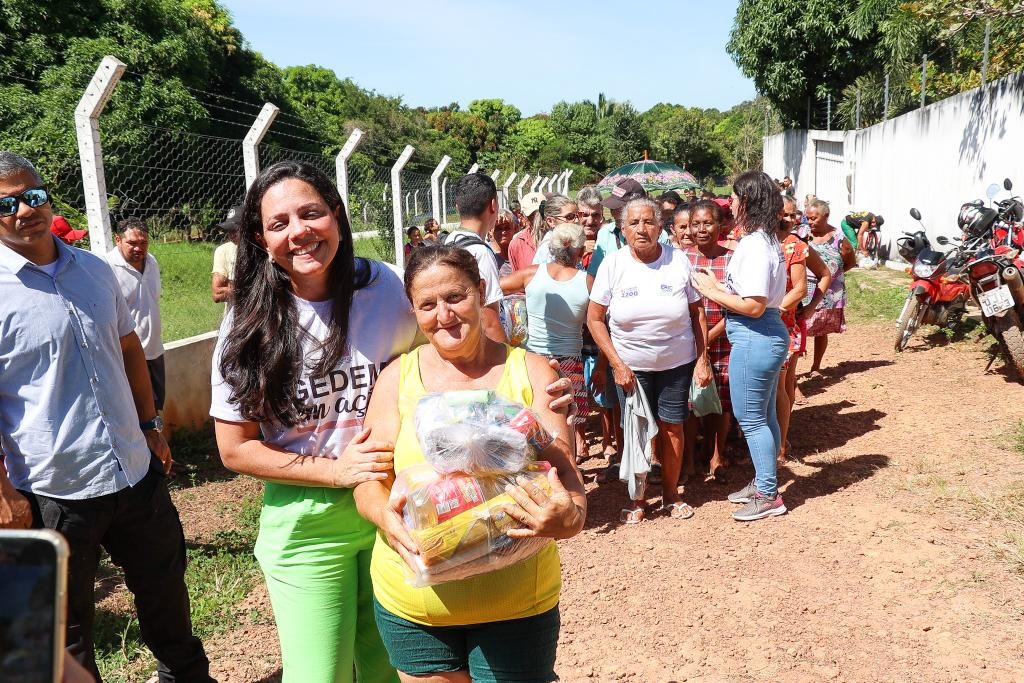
[467,98,521,153]
[597,102,648,168]
[727,0,878,125]
[646,107,727,179]
[548,100,603,170]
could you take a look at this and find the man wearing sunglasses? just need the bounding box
[0,152,214,682]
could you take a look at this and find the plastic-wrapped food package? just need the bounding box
[499,294,529,347]
[390,390,558,587]
[391,462,553,587]
[414,390,554,475]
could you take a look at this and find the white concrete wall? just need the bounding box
[763,71,1024,260]
[162,331,217,438]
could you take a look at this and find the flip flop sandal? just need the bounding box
[664,502,695,520]
[620,508,645,524]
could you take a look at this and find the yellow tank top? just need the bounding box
[370,344,561,626]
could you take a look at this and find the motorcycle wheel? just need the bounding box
[992,309,1024,382]
[895,293,926,352]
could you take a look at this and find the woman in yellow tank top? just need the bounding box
[355,244,587,683]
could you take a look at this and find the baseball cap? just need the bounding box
[217,205,243,232]
[602,178,647,210]
[519,192,545,217]
[50,215,88,242]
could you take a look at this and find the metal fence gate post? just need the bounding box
[391,145,415,268]
[243,103,279,190]
[884,73,890,120]
[982,20,991,86]
[335,128,364,221]
[75,55,125,254]
[920,54,928,108]
[430,155,452,224]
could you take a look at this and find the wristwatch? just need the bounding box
[140,416,164,433]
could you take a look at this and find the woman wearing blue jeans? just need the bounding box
[691,171,789,521]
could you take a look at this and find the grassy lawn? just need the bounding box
[152,242,224,342]
[155,237,395,342]
[844,269,908,323]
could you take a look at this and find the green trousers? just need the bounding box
[255,483,398,683]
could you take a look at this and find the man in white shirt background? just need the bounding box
[444,172,508,342]
[211,205,240,307]
[105,217,166,411]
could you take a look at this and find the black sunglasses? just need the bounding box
[0,187,50,217]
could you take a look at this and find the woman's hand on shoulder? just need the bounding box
[503,467,584,540]
[690,268,720,297]
[330,428,394,488]
[526,351,573,414]
[338,359,401,488]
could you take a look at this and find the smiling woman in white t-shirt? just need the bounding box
[588,197,712,524]
[691,171,790,523]
[210,161,420,683]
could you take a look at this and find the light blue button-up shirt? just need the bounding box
[0,237,150,499]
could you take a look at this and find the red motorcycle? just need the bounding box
[894,208,971,352]
[959,178,1024,378]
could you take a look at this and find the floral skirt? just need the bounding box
[805,307,846,337]
[549,354,588,425]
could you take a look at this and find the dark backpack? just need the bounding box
[447,232,498,266]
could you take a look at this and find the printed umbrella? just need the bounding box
[597,159,701,192]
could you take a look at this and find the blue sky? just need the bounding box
[218,0,757,116]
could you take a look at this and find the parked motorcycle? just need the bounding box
[893,209,970,352]
[960,178,1024,378]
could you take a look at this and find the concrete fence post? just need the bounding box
[243,103,279,190]
[530,174,542,193]
[468,163,479,175]
[539,176,549,193]
[517,174,530,200]
[501,172,517,210]
[414,189,420,216]
[404,192,411,219]
[335,128,364,221]
[563,169,573,194]
[430,155,452,224]
[391,145,415,268]
[441,177,449,223]
[75,55,125,254]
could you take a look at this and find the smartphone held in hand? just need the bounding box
[0,530,69,683]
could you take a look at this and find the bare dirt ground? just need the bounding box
[165,316,1024,683]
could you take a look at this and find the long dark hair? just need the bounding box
[219,161,372,426]
[733,170,783,241]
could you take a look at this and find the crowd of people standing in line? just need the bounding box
[0,145,864,682]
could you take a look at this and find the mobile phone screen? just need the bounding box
[0,537,59,683]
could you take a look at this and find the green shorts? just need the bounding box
[372,598,560,683]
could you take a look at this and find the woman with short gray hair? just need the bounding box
[501,222,593,458]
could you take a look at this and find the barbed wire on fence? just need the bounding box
[102,123,247,241]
